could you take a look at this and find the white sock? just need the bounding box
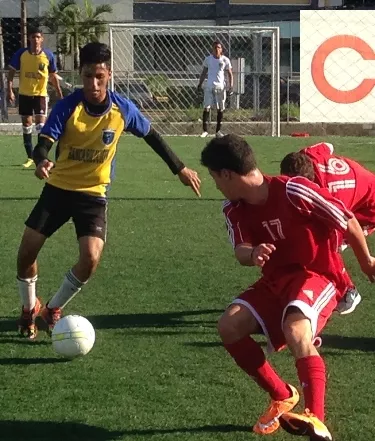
[48,269,85,309]
[17,275,37,310]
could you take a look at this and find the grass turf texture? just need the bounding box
[0,135,374,441]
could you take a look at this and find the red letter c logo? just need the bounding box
[311,35,375,104]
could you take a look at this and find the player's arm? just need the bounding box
[49,72,63,99]
[223,201,275,267]
[226,59,233,93]
[302,142,334,156]
[286,176,375,281]
[122,99,201,196]
[7,49,21,104]
[6,67,16,104]
[32,98,70,179]
[197,58,208,90]
[46,52,63,99]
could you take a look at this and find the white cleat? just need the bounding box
[215,130,225,138]
[200,131,208,138]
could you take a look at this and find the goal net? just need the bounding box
[109,24,280,136]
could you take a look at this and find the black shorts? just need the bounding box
[19,94,48,117]
[25,184,107,241]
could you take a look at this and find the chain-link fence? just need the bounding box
[110,24,280,136]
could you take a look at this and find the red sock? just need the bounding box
[296,355,326,421]
[224,336,291,401]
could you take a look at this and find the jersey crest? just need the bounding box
[102,129,115,146]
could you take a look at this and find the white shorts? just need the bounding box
[203,87,226,111]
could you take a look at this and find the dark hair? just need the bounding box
[201,134,257,175]
[79,42,111,71]
[28,27,43,37]
[280,152,315,181]
[213,40,222,48]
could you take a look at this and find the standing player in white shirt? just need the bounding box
[197,41,233,138]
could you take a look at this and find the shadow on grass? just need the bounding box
[87,309,222,330]
[0,420,250,441]
[320,334,375,353]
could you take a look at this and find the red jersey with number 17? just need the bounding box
[301,142,375,227]
[223,175,353,289]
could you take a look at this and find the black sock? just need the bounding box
[23,133,33,159]
[203,109,210,132]
[216,111,224,133]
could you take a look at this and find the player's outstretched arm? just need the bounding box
[143,127,201,197]
[346,217,375,282]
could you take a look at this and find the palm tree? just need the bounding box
[41,0,77,69]
[42,0,112,69]
[71,0,113,68]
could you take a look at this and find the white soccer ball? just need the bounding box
[52,315,95,358]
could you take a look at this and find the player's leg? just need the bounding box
[34,96,47,138]
[18,95,35,167]
[41,196,107,333]
[201,88,212,137]
[17,227,46,339]
[280,274,335,441]
[17,184,71,339]
[220,282,299,435]
[214,89,226,138]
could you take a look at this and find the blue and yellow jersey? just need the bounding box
[40,89,150,197]
[9,48,57,96]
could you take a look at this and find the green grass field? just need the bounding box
[0,134,374,441]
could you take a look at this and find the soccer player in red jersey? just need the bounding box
[280,142,375,315]
[201,135,375,441]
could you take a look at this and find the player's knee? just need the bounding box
[78,250,101,279]
[218,313,246,344]
[35,123,44,134]
[22,125,33,135]
[283,307,314,356]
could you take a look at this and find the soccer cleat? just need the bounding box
[280,410,332,441]
[215,130,225,138]
[41,303,62,336]
[200,131,208,138]
[22,158,34,168]
[335,287,361,315]
[253,384,300,435]
[18,297,42,340]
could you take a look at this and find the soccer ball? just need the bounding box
[52,315,95,358]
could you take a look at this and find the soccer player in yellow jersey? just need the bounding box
[15,42,201,339]
[7,27,63,168]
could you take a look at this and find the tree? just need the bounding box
[41,0,77,70]
[41,0,112,69]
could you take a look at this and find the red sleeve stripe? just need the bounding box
[286,181,350,230]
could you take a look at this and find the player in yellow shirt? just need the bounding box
[7,27,63,168]
[16,42,201,339]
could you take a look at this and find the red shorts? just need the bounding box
[233,270,344,353]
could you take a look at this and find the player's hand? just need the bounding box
[251,243,276,267]
[178,167,201,197]
[228,87,234,96]
[35,159,54,180]
[360,256,375,282]
[7,90,15,105]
